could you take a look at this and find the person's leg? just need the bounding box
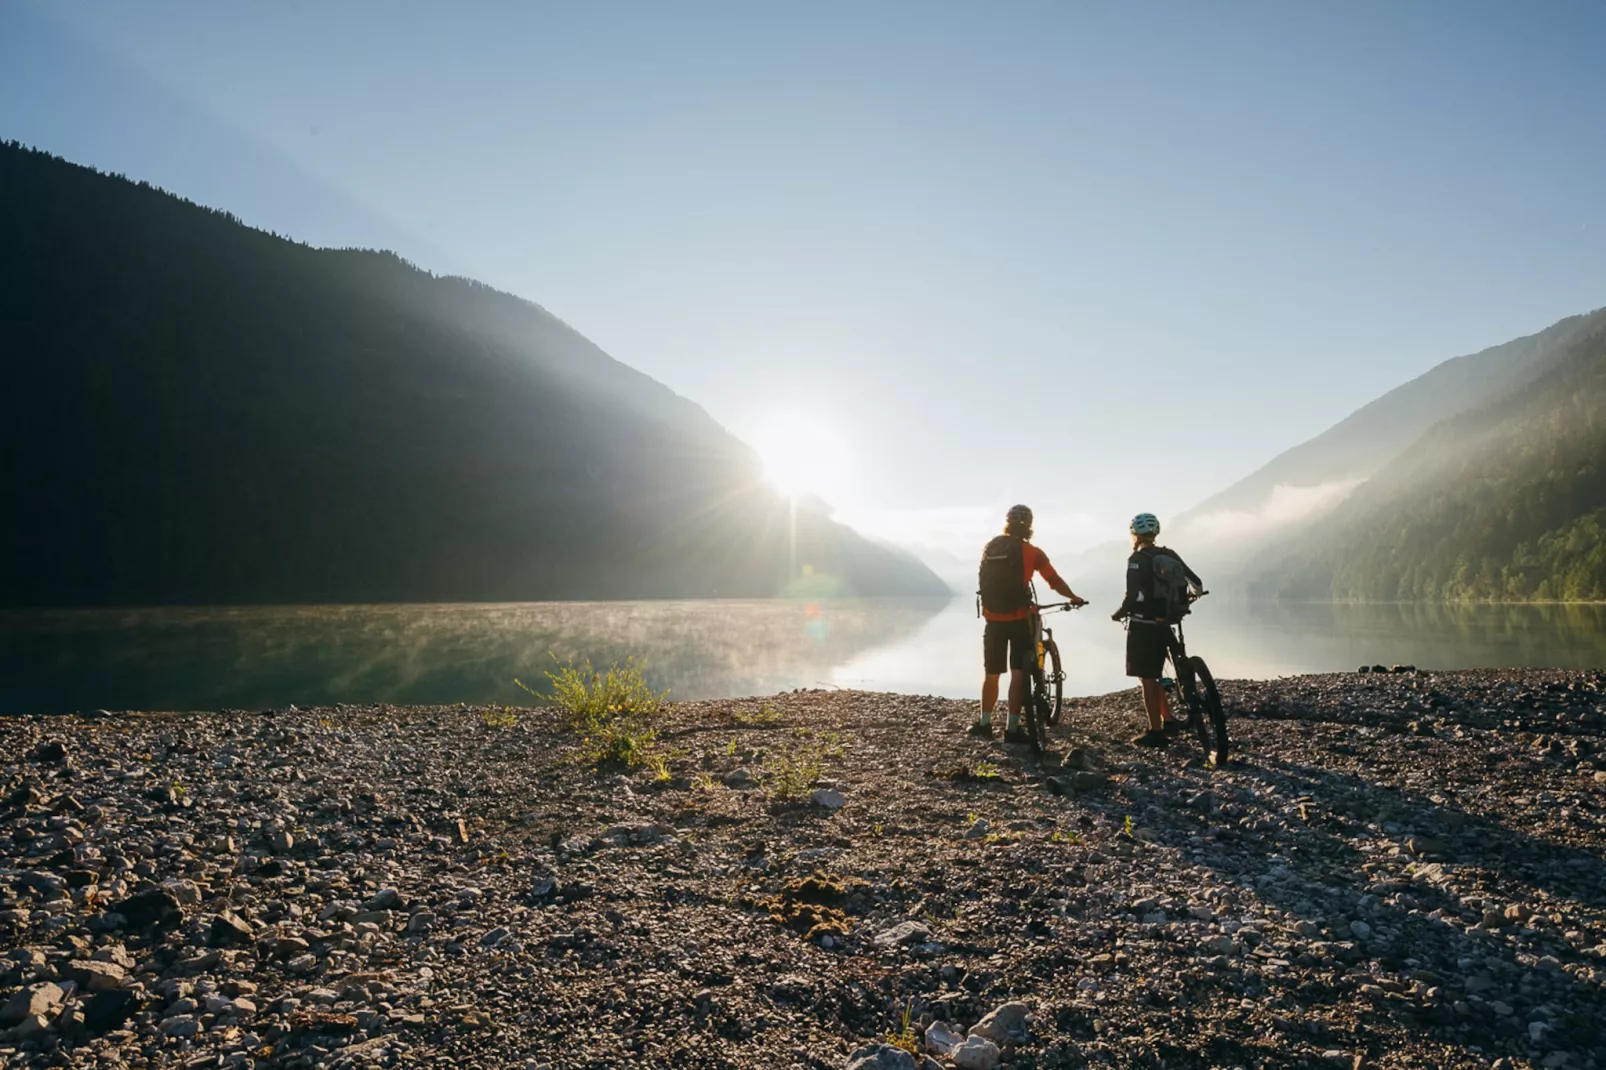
[980,675,1001,725]
[979,621,1005,729]
[1005,618,1031,732]
[1140,677,1166,732]
[1006,669,1025,730]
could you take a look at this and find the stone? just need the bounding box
[160,1014,200,1038]
[723,768,756,788]
[210,910,256,946]
[30,740,69,765]
[810,788,847,809]
[872,920,932,950]
[116,888,184,932]
[163,878,203,907]
[65,959,127,992]
[970,1001,1030,1044]
[1,982,64,1028]
[925,1020,963,1055]
[480,926,510,947]
[964,818,990,839]
[845,1044,918,1070]
[1349,920,1372,939]
[364,887,401,911]
[952,1036,1002,1070]
[273,829,296,853]
[83,988,138,1032]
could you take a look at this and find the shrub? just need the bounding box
[515,656,667,767]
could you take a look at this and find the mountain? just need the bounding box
[0,142,948,606]
[1183,311,1605,521]
[1256,311,1606,601]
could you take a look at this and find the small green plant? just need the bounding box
[726,737,739,758]
[887,999,919,1056]
[766,745,826,802]
[692,772,717,792]
[731,703,780,727]
[1051,828,1081,845]
[972,760,1001,780]
[1123,814,1135,839]
[643,751,673,782]
[481,706,517,729]
[515,655,667,767]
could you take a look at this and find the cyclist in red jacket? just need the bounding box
[975,504,1086,742]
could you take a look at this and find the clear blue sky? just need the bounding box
[4,0,1605,562]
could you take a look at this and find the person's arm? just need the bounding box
[1175,551,1205,594]
[1034,551,1086,605]
[1114,552,1147,619]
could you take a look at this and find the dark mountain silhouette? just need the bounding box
[0,142,948,606]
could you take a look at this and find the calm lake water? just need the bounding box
[3,597,1605,714]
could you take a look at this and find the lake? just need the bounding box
[3,597,1605,714]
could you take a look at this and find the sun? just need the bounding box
[748,414,851,499]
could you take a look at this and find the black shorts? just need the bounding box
[1125,619,1172,679]
[983,618,1035,675]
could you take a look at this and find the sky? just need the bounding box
[4,0,1605,568]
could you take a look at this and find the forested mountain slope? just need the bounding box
[1255,315,1606,601]
[0,142,947,605]
[1184,310,1603,519]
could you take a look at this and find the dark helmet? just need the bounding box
[1005,504,1033,535]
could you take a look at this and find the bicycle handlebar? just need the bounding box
[1037,600,1087,612]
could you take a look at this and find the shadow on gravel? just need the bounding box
[1072,743,1606,1059]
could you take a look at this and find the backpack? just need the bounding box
[978,535,1030,614]
[1147,546,1195,621]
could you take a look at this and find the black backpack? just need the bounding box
[978,535,1030,614]
[1145,545,1196,621]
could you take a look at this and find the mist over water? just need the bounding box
[3,598,1604,715]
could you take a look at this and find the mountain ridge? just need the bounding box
[0,141,949,605]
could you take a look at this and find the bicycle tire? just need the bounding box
[1189,655,1229,766]
[1173,657,1212,754]
[1043,639,1065,726]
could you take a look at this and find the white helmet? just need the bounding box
[1129,513,1161,536]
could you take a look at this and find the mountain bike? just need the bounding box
[1023,600,1083,753]
[1160,594,1229,766]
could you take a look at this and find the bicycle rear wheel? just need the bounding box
[1043,639,1065,726]
[1189,656,1229,765]
[1173,657,1212,754]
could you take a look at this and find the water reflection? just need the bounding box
[0,599,948,714]
[2,598,1603,715]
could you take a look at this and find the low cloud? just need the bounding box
[1179,478,1364,545]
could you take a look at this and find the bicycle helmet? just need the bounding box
[1006,504,1033,526]
[1129,512,1161,536]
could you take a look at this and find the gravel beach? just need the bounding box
[3,668,1605,1069]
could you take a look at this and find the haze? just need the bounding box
[4,0,1604,573]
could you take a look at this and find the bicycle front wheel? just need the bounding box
[1189,655,1229,765]
[1043,639,1065,726]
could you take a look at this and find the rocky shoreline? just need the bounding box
[3,668,1605,1069]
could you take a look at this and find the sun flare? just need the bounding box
[749,414,851,499]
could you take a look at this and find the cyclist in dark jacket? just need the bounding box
[1112,512,1203,747]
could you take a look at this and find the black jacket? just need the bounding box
[1116,545,1202,623]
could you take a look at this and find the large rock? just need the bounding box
[116,888,184,932]
[952,1036,1002,1070]
[65,960,127,993]
[83,989,138,1032]
[845,1044,916,1070]
[210,910,256,946]
[970,1001,1030,1044]
[1,982,64,1028]
[872,920,932,950]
